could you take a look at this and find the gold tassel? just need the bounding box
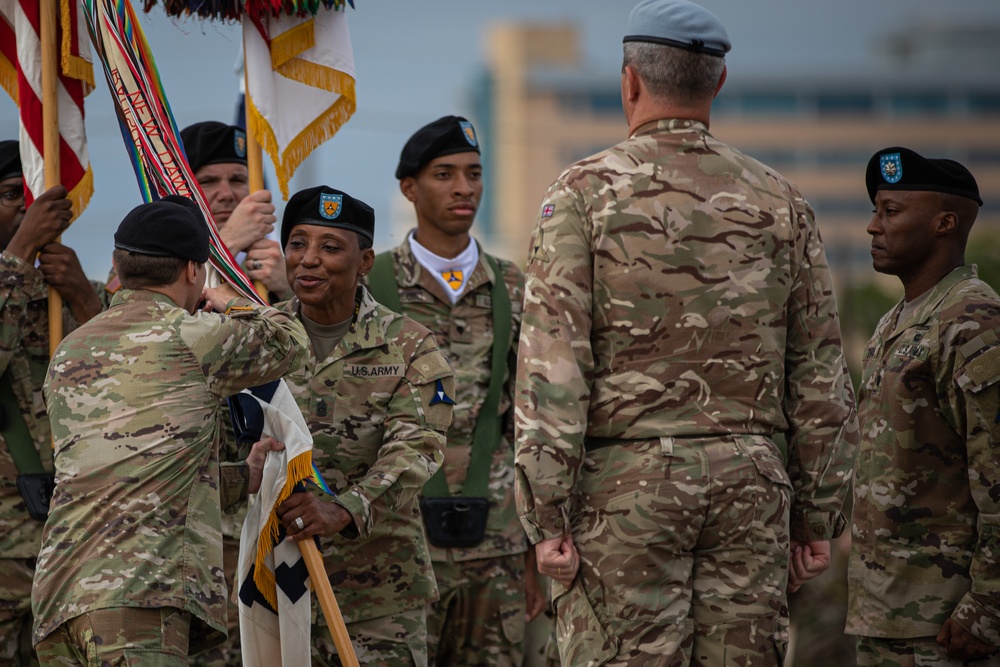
[67,167,94,221]
[0,51,18,104]
[252,449,315,609]
[270,19,315,71]
[245,71,356,199]
[59,0,95,90]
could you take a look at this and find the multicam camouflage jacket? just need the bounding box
[279,286,453,624]
[514,118,859,544]
[0,251,85,560]
[847,265,1000,644]
[373,239,527,563]
[33,289,308,652]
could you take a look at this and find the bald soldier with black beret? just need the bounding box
[847,148,1000,666]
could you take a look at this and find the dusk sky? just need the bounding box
[2,0,999,278]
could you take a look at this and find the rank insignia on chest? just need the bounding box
[429,378,455,406]
[316,398,328,417]
[441,270,464,291]
[541,203,555,218]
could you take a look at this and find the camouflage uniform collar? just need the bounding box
[283,286,387,367]
[889,264,977,337]
[393,233,497,301]
[110,288,182,310]
[631,118,710,139]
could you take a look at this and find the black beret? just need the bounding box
[181,121,247,173]
[623,0,731,57]
[115,195,210,263]
[281,186,375,249]
[395,115,481,180]
[0,140,22,181]
[866,147,982,206]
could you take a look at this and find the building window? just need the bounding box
[889,92,949,115]
[816,92,874,115]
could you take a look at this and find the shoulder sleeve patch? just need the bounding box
[957,344,1000,393]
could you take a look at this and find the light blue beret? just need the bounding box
[624,0,731,57]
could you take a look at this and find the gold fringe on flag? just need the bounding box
[0,49,17,103]
[245,65,356,199]
[68,166,94,221]
[269,19,314,71]
[59,0,95,91]
[252,448,315,610]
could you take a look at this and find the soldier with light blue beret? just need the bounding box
[514,0,859,664]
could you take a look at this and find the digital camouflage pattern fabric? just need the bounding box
[32,289,308,656]
[278,286,452,640]
[848,265,1000,646]
[0,251,94,665]
[372,240,532,666]
[515,118,859,664]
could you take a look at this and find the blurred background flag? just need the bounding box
[0,0,93,216]
[243,6,356,199]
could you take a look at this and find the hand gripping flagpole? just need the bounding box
[40,0,63,354]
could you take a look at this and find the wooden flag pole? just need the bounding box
[40,0,63,354]
[298,537,360,667]
[244,133,271,304]
[242,26,358,667]
[242,42,271,305]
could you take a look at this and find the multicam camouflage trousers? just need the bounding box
[0,557,37,666]
[554,435,791,667]
[189,535,241,667]
[312,606,428,667]
[426,553,527,667]
[856,636,1000,667]
[34,607,192,666]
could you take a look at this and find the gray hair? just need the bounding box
[622,42,725,105]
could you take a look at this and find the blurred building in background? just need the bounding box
[467,22,1000,284]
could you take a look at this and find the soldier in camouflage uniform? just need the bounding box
[513,2,859,665]
[273,186,454,666]
[31,195,308,665]
[365,115,545,666]
[179,121,282,667]
[0,140,103,666]
[847,148,1000,666]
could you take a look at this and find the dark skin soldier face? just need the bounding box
[0,176,26,249]
[868,190,943,281]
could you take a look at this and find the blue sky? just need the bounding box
[2,0,999,278]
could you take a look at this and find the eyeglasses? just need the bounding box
[0,188,25,209]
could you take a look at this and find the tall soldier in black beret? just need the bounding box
[180,121,290,302]
[0,140,103,665]
[366,116,546,666]
[846,147,1000,665]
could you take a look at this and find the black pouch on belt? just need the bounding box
[419,497,489,549]
[17,473,55,522]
